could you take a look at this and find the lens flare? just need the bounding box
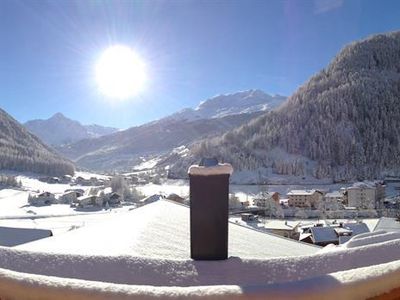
[95,45,146,99]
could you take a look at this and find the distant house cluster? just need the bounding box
[299,222,370,246]
[250,181,386,213]
[28,187,123,209]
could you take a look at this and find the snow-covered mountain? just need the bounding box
[24,113,118,146]
[57,89,285,171]
[0,108,74,176]
[165,31,400,182]
[164,89,285,122]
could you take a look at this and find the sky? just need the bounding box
[1,0,400,129]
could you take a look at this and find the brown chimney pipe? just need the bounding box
[188,160,233,260]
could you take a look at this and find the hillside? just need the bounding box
[57,112,265,171]
[25,113,118,146]
[0,109,74,176]
[57,90,285,171]
[165,31,400,182]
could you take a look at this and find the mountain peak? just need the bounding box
[51,112,67,120]
[166,89,286,122]
[24,114,118,146]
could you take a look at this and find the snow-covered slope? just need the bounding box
[0,108,74,176]
[24,113,118,146]
[56,89,284,171]
[167,31,400,182]
[165,89,285,121]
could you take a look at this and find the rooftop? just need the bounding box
[18,200,318,258]
[287,190,317,196]
[374,217,400,232]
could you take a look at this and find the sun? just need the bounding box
[95,45,146,99]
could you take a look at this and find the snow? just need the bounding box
[0,228,397,299]
[310,227,338,243]
[18,200,318,258]
[188,163,233,176]
[374,217,400,232]
[133,157,161,170]
[0,175,399,298]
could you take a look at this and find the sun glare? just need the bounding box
[95,45,146,99]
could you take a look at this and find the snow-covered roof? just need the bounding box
[287,189,317,196]
[188,163,233,176]
[374,217,400,232]
[18,199,318,258]
[325,191,342,198]
[348,182,375,189]
[264,220,300,230]
[344,222,370,236]
[310,227,338,243]
[3,229,400,299]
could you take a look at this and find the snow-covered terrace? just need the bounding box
[0,200,399,299]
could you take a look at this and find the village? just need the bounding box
[17,171,399,249]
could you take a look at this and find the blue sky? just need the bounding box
[1,0,400,129]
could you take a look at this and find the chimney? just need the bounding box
[188,158,233,260]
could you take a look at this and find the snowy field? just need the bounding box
[0,172,130,238]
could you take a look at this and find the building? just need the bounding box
[324,191,343,203]
[166,193,185,204]
[287,190,324,209]
[240,213,257,222]
[300,222,370,246]
[263,220,300,239]
[346,182,376,209]
[253,192,280,208]
[58,191,79,204]
[76,195,101,208]
[139,194,161,206]
[28,192,56,206]
[107,192,122,206]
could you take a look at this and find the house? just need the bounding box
[28,192,56,206]
[60,175,72,183]
[300,222,370,246]
[346,182,376,209]
[48,177,61,184]
[74,176,92,186]
[65,189,84,198]
[58,191,78,204]
[253,191,280,207]
[240,213,257,222]
[166,193,185,203]
[107,192,122,206]
[139,194,160,206]
[337,222,370,244]
[263,220,301,239]
[324,191,343,203]
[287,190,324,209]
[76,195,101,208]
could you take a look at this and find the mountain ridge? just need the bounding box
[0,108,74,176]
[164,31,400,182]
[24,113,118,146]
[56,89,286,171]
